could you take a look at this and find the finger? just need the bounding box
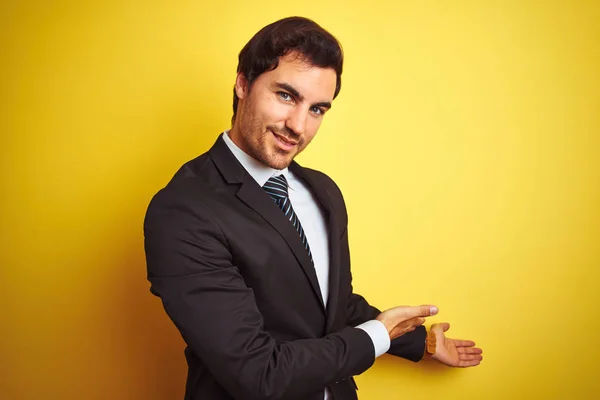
[397,305,438,319]
[391,316,426,338]
[454,340,476,348]
[459,354,483,362]
[458,359,482,368]
[457,347,483,355]
[397,316,426,330]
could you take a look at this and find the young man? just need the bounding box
[144,16,482,400]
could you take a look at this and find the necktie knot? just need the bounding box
[263,174,289,200]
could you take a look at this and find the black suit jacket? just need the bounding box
[144,136,426,400]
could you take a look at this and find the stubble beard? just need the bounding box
[238,106,298,170]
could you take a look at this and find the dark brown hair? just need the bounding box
[232,16,343,124]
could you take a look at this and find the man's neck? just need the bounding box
[227,123,248,154]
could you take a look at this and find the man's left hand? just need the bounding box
[429,322,483,367]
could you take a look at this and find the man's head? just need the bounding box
[229,17,343,170]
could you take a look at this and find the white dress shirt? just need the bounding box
[222,131,390,397]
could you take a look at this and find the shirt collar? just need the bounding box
[221,130,292,188]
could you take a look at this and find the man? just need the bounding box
[144,16,482,400]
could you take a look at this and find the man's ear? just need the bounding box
[235,73,249,99]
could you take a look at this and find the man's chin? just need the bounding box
[264,153,294,170]
[257,145,294,168]
[266,159,292,170]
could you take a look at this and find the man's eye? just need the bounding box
[278,92,292,101]
[310,107,325,115]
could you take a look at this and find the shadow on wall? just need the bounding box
[104,243,187,399]
[99,112,224,399]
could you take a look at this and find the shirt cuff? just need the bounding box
[356,320,391,358]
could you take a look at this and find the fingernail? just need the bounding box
[430,306,438,315]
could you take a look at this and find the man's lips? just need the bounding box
[271,130,299,147]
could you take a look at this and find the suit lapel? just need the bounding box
[236,180,326,311]
[209,137,326,313]
[289,163,341,333]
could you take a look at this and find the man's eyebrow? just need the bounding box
[274,82,332,110]
[312,101,332,110]
[275,82,304,101]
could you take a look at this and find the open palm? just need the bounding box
[430,322,483,367]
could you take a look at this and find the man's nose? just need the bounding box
[285,106,308,137]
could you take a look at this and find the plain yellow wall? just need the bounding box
[2,1,599,399]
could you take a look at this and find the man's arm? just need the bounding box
[144,187,378,400]
[347,291,427,362]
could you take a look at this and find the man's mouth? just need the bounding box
[271,130,299,150]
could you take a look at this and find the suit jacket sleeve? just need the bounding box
[144,185,376,400]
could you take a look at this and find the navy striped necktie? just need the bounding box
[262,174,313,263]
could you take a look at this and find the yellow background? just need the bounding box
[2,1,599,399]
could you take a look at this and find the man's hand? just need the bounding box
[430,322,483,367]
[376,305,438,340]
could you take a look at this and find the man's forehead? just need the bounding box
[266,54,337,99]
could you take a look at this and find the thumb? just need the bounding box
[432,322,450,332]
[399,305,438,319]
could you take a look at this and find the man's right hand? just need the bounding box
[376,305,438,340]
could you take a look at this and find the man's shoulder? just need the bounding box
[147,151,220,211]
[294,164,340,190]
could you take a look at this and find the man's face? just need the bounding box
[230,52,336,170]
